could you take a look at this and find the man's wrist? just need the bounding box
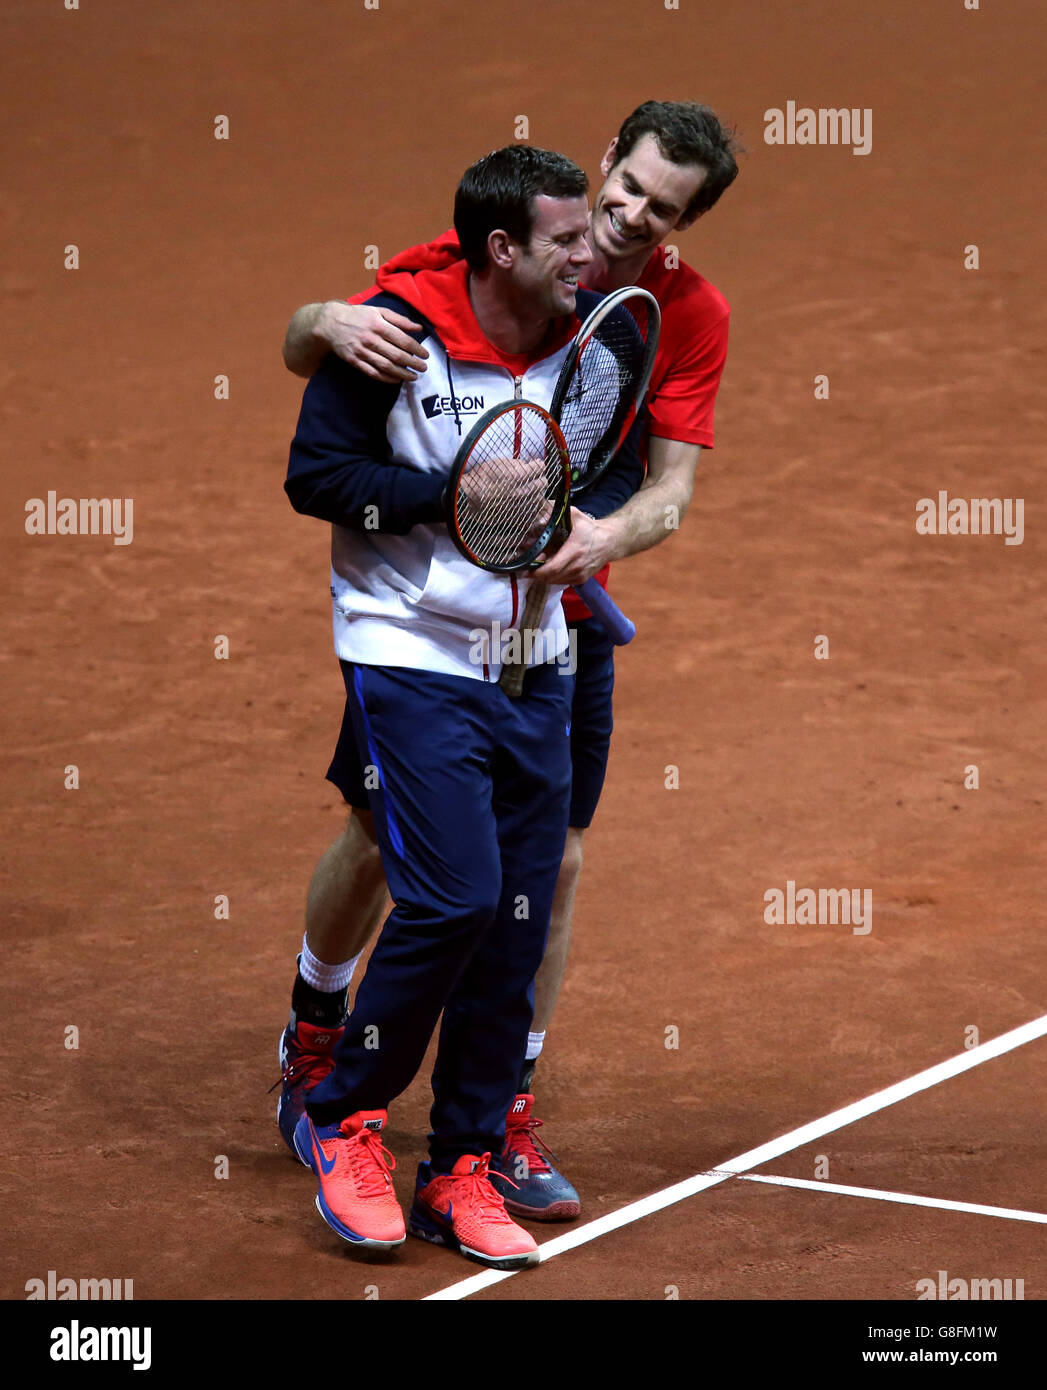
[311,301,335,344]
[595,513,626,565]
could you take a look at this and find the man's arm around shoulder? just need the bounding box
[283,300,429,382]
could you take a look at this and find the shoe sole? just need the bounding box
[502,1196,580,1222]
[407,1206,539,1271]
[315,1195,405,1252]
[292,1117,314,1170]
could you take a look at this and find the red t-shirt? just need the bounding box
[346,234,731,623]
[636,245,730,447]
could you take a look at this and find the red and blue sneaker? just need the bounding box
[494,1093,580,1221]
[408,1153,539,1270]
[293,1109,405,1250]
[272,1019,344,1157]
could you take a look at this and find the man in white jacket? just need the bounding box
[284,145,644,1271]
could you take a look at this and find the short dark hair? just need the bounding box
[454,145,589,271]
[611,100,742,221]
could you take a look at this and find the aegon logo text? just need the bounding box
[422,394,486,420]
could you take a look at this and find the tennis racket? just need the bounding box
[498,286,661,697]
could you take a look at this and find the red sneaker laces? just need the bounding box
[267,1046,335,1096]
[505,1108,557,1174]
[455,1154,518,1220]
[344,1123,397,1196]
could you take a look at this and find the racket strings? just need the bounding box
[454,408,566,569]
[557,304,654,484]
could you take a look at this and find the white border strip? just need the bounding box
[423,1012,1047,1300]
[738,1172,1047,1225]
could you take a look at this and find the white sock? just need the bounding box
[299,935,361,993]
[525,1031,545,1062]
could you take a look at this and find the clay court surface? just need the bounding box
[3,0,1045,1310]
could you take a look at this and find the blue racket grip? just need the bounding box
[574,578,636,645]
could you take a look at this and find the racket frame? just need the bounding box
[549,285,662,496]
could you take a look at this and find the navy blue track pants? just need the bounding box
[306,658,573,1172]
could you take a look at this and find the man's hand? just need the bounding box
[458,457,546,511]
[458,458,549,562]
[319,303,430,382]
[532,509,614,588]
[283,301,430,381]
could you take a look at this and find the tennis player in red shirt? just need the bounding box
[275,100,741,1221]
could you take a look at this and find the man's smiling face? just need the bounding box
[591,132,708,263]
[508,193,593,317]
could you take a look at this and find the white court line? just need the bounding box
[423,1011,1047,1300]
[738,1172,1047,1225]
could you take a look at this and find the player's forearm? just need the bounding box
[282,303,332,378]
[286,457,446,533]
[600,473,694,561]
[598,436,702,560]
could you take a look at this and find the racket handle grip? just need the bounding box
[574,579,636,645]
[498,581,548,699]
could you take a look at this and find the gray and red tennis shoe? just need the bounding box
[273,1018,345,1155]
[494,1092,581,1221]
